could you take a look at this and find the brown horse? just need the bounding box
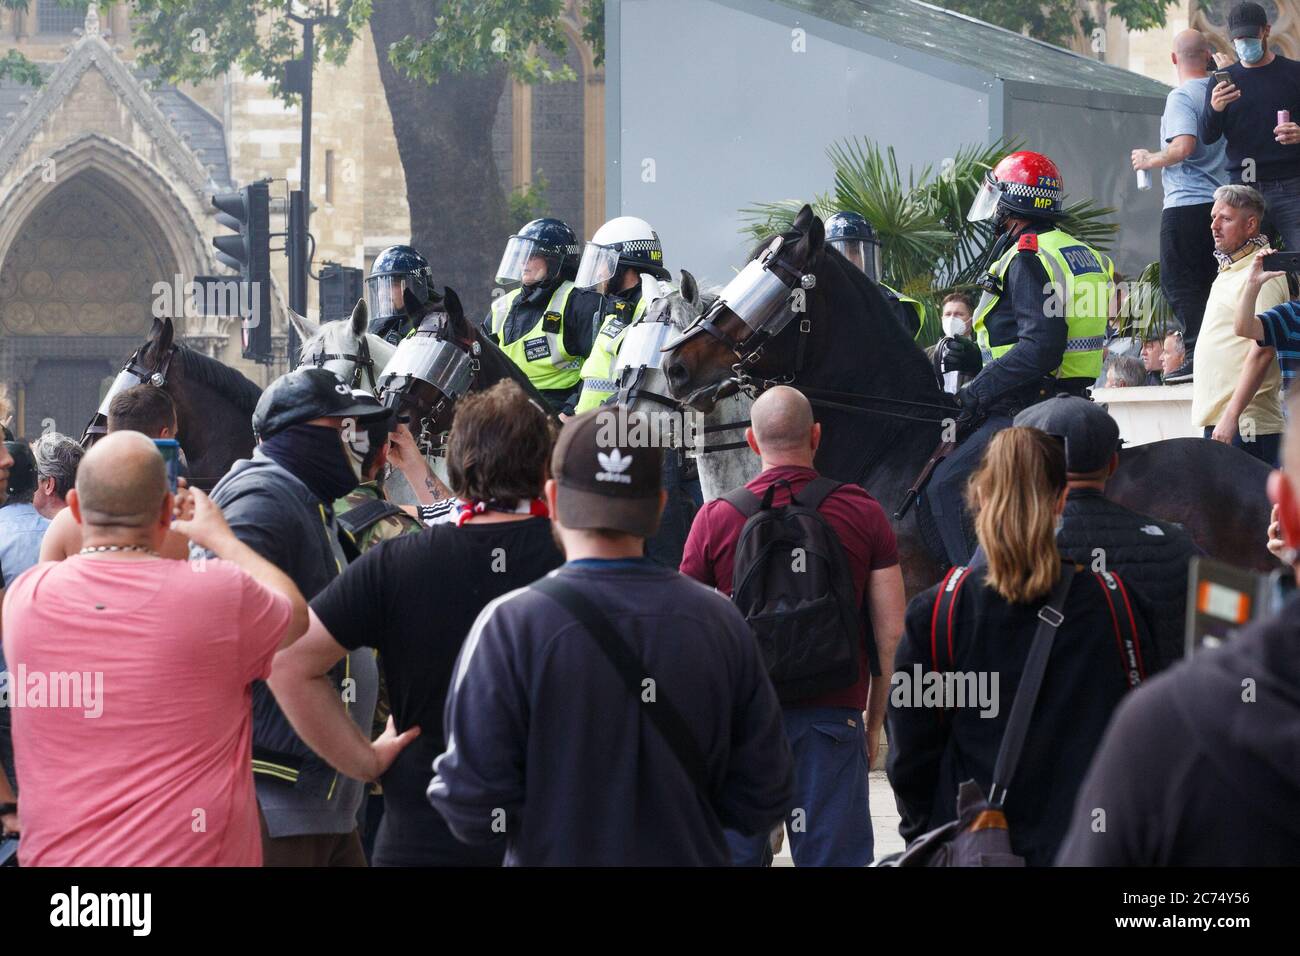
[662,206,1274,598]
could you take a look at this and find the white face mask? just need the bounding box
[942,314,968,337]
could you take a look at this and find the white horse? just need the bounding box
[624,272,757,502]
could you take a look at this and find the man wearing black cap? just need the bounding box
[1202,2,1300,254]
[1015,396,1198,666]
[205,367,392,866]
[427,409,794,865]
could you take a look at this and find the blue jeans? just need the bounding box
[1258,176,1300,255]
[725,706,873,867]
[1202,427,1281,467]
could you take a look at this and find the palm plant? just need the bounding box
[740,136,1120,346]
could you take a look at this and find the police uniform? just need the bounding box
[926,224,1110,565]
[881,284,927,340]
[573,283,649,414]
[484,279,603,415]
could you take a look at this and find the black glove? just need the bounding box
[953,387,983,438]
[940,335,983,375]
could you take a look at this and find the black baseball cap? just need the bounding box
[1014,396,1121,475]
[551,408,663,537]
[253,367,393,440]
[1229,2,1269,38]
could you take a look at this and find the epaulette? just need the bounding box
[1017,233,1039,253]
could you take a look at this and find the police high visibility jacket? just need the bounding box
[882,283,927,341]
[490,281,584,392]
[574,288,649,414]
[968,227,1109,413]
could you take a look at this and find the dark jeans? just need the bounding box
[927,414,1014,566]
[1258,176,1300,257]
[645,451,703,568]
[1202,427,1281,467]
[1159,202,1216,350]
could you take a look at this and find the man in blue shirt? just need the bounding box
[1234,246,1300,397]
[1132,28,1228,383]
[0,442,49,588]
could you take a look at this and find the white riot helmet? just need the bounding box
[575,216,671,290]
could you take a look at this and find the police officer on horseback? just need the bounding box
[825,211,927,339]
[365,245,436,345]
[926,150,1111,566]
[573,216,673,415]
[483,218,604,416]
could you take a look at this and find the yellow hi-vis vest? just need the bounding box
[574,293,649,414]
[974,228,1109,383]
[490,281,582,392]
[882,283,927,340]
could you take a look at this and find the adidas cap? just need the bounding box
[551,408,664,537]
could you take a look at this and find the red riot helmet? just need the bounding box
[967,151,1066,224]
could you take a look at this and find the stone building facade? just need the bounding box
[0,1,603,438]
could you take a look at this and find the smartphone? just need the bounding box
[1262,251,1300,272]
[1213,69,1233,86]
[154,438,181,493]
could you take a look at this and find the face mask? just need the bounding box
[1235,37,1265,65]
[261,423,359,503]
[942,315,968,337]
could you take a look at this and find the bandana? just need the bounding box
[453,497,549,527]
[1214,234,1270,271]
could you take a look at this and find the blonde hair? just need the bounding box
[967,427,1067,604]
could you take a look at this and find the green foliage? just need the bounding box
[944,0,1176,46]
[740,136,1119,346]
[508,173,550,226]
[127,0,603,101]
[0,48,44,88]
[1117,260,1174,338]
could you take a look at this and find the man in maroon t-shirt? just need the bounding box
[681,386,905,866]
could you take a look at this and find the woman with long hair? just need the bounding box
[887,427,1160,866]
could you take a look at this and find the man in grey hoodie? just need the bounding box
[206,368,391,866]
[1057,390,1300,866]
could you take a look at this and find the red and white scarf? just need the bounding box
[453,497,549,527]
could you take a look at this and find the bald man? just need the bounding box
[2,432,309,865]
[1131,28,1228,381]
[681,386,906,867]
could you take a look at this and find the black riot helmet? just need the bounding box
[496,218,581,287]
[825,211,883,282]
[365,245,434,340]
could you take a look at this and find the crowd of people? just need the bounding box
[3,0,1300,870]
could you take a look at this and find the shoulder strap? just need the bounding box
[987,563,1077,810]
[792,475,843,512]
[531,576,717,806]
[721,487,763,520]
[336,498,403,537]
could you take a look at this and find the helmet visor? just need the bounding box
[496,236,559,286]
[365,274,425,322]
[575,242,621,291]
[827,238,882,282]
[967,176,1001,223]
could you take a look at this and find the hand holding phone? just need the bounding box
[1261,251,1300,273]
[1211,72,1240,112]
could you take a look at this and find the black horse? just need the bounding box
[381,288,559,453]
[85,316,261,487]
[663,206,1274,598]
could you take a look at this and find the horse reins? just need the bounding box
[309,334,378,393]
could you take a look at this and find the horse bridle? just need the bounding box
[81,342,176,445]
[309,334,378,393]
[377,319,480,458]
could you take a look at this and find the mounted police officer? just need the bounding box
[825,211,927,339]
[365,245,435,345]
[926,150,1111,566]
[483,218,604,416]
[573,216,673,415]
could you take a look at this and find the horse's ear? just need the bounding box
[680,269,699,307]
[350,297,368,337]
[793,204,815,233]
[286,308,321,342]
[158,316,175,352]
[807,212,825,253]
[442,286,467,334]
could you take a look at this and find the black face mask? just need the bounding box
[261,423,358,503]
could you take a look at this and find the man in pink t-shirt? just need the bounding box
[680,387,906,867]
[1,432,308,866]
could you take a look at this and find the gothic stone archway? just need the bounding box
[0,167,180,437]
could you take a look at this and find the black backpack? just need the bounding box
[723,476,861,702]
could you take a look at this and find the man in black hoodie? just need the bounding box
[1057,391,1300,865]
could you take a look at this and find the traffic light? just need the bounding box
[318,262,364,324]
[211,182,273,363]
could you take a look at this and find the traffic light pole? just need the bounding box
[286,13,325,370]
